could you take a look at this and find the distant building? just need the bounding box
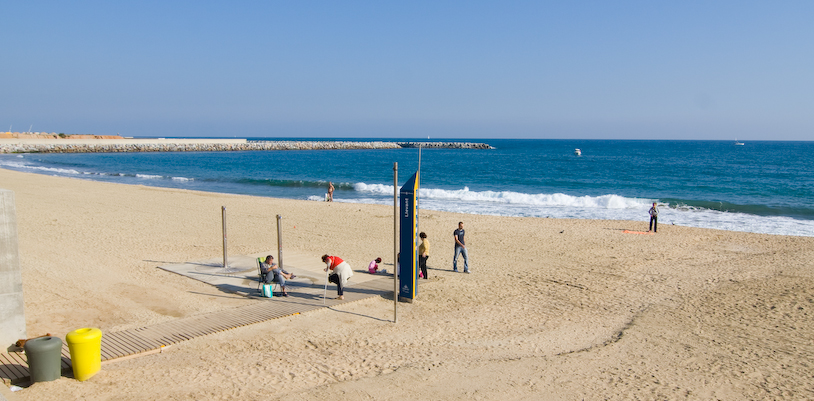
[0,132,123,139]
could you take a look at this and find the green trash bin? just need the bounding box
[23,336,63,383]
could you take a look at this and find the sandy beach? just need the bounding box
[2,167,813,400]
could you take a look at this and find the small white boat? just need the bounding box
[734,139,744,146]
[574,148,582,156]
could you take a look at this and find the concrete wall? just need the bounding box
[0,189,26,348]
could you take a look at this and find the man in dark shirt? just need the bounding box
[648,202,659,233]
[453,221,470,273]
[261,255,295,296]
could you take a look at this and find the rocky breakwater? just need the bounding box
[397,141,494,149]
[0,139,493,153]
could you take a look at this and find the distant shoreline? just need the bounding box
[0,138,493,153]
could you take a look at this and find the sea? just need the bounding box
[2,139,813,237]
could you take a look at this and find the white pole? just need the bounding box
[393,162,398,323]
[276,215,283,270]
[222,206,228,268]
[323,264,329,305]
[417,143,421,249]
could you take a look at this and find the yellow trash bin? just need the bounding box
[65,327,102,381]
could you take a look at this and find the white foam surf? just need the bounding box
[0,160,82,175]
[351,182,814,237]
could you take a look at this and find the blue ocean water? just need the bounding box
[2,139,813,237]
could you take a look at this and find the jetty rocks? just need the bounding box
[0,139,493,154]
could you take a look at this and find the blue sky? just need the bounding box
[2,1,813,140]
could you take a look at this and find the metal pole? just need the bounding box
[221,206,228,268]
[417,143,421,251]
[393,162,398,323]
[323,266,329,305]
[276,214,283,270]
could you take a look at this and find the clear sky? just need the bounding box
[2,1,813,140]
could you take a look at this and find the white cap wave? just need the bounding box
[354,183,649,209]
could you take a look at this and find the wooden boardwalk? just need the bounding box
[1,275,393,385]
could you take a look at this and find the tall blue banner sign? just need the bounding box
[399,172,419,302]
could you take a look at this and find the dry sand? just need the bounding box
[2,167,813,400]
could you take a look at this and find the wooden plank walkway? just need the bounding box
[1,275,393,385]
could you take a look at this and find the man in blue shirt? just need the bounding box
[453,221,470,273]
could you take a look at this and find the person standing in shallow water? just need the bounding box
[453,222,470,273]
[327,182,334,202]
[648,202,659,233]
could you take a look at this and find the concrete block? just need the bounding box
[0,189,26,347]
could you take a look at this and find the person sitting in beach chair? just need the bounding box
[259,255,295,297]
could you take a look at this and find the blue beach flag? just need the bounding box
[399,172,419,302]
